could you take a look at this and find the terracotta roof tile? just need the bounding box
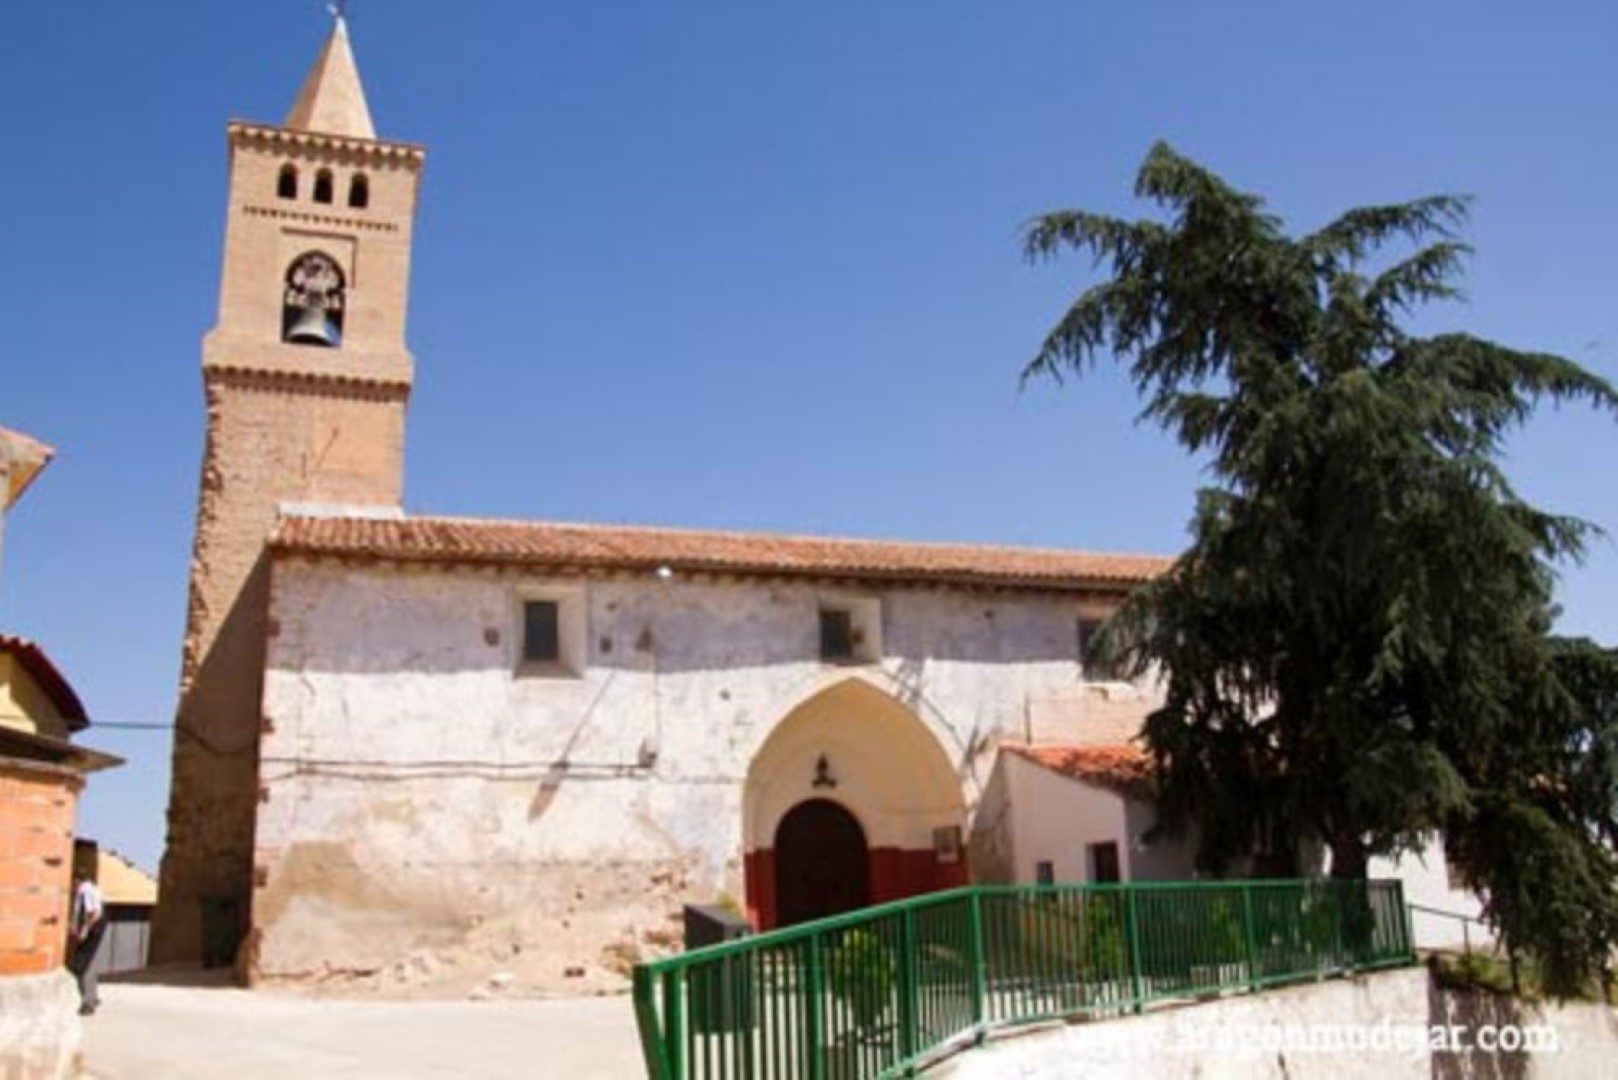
[1003,742,1155,796]
[270,514,1175,591]
[0,634,88,730]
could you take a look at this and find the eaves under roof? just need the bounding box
[270,513,1176,592]
[0,725,120,774]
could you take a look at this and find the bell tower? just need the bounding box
[152,15,425,965]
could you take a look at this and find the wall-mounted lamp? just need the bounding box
[812,754,837,790]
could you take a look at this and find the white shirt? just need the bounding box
[73,879,103,935]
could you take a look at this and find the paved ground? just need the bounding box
[82,973,643,1079]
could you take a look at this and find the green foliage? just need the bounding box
[1430,952,1522,998]
[1203,895,1246,960]
[1081,895,1127,976]
[1445,638,1618,997]
[826,929,894,1030]
[1025,143,1618,997]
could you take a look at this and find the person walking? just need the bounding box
[68,869,105,1015]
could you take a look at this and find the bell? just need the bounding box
[285,305,341,348]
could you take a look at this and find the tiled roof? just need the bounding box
[1003,742,1155,797]
[269,514,1174,591]
[0,634,88,730]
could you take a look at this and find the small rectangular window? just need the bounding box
[820,608,855,661]
[1088,841,1122,884]
[1035,861,1055,886]
[523,600,561,664]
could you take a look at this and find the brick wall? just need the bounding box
[0,758,82,975]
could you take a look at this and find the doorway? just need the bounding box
[773,798,870,926]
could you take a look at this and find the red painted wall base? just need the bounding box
[744,846,968,930]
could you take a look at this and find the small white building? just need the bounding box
[973,743,1198,887]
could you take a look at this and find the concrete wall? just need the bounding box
[254,557,1149,993]
[0,969,82,1080]
[936,967,1618,1079]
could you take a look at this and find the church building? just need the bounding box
[154,18,1199,994]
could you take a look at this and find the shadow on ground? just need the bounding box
[103,965,238,990]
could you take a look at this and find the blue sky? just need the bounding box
[2,1,1613,873]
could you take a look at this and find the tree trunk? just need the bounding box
[1327,832,1368,880]
[1253,848,1299,879]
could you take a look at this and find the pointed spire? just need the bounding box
[284,14,376,140]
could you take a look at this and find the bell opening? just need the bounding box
[281,251,346,349]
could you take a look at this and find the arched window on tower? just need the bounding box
[281,252,345,348]
[348,173,369,209]
[276,164,298,200]
[313,169,334,205]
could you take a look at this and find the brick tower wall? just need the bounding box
[151,373,406,966]
[151,119,421,966]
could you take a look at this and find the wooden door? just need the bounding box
[773,799,870,926]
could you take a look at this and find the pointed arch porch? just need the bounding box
[742,677,969,928]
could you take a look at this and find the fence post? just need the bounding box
[1397,882,1417,963]
[1242,883,1259,992]
[898,909,919,1061]
[1125,885,1145,1013]
[662,969,685,1080]
[633,967,675,1080]
[805,932,826,1080]
[967,890,988,1035]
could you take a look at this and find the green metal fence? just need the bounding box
[633,879,1415,1080]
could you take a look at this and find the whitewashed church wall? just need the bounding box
[253,558,1154,992]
